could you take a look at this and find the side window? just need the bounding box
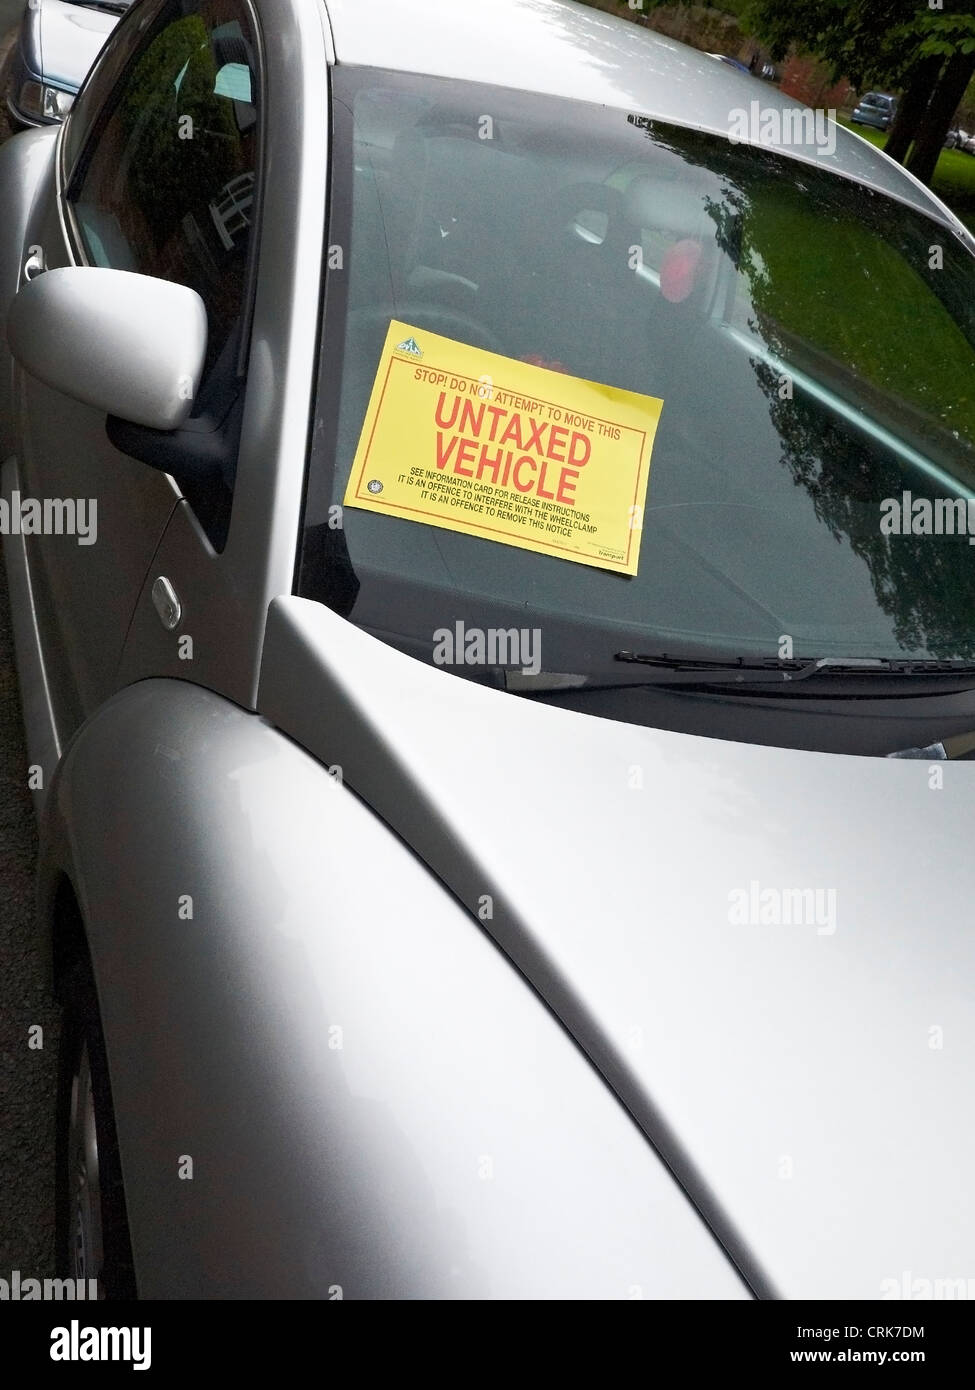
[66,0,260,548]
[70,0,259,384]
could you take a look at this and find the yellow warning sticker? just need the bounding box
[343,321,664,575]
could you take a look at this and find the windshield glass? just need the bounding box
[301,68,975,681]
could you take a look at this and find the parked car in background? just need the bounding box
[851,91,898,131]
[6,0,131,129]
[945,128,970,150]
[708,53,751,76]
[964,131,975,156]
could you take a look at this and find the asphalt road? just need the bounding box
[0,0,21,50]
[0,0,61,1279]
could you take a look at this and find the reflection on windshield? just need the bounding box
[303,70,975,665]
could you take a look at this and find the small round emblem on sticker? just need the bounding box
[367,480,384,494]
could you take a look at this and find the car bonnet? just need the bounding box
[37,0,117,92]
[260,595,975,1299]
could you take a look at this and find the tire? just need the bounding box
[55,959,137,1300]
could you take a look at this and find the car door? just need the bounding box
[11,0,261,736]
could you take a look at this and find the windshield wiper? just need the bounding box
[614,652,975,685]
[505,653,975,694]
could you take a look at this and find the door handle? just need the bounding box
[23,246,46,282]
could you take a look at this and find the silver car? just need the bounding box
[6,0,132,128]
[1,0,975,1300]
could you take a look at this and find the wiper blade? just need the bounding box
[614,652,975,686]
[506,653,975,694]
[616,652,889,685]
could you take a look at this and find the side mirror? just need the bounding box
[7,267,207,432]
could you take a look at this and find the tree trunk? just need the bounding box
[884,54,943,165]
[906,51,975,186]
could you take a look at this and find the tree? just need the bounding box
[884,54,943,164]
[907,48,975,183]
[589,1,975,187]
[741,0,975,186]
[905,10,975,183]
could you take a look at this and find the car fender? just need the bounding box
[38,677,747,1299]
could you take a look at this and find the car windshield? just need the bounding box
[301,68,975,678]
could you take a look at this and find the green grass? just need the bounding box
[743,181,975,452]
[837,114,975,232]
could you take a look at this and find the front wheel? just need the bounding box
[55,960,137,1299]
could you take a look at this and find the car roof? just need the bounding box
[320,0,962,233]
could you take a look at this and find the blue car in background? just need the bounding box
[6,0,131,128]
[851,91,898,132]
[708,53,752,76]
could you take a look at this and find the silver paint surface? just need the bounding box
[42,678,748,1300]
[260,597,975,1300]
